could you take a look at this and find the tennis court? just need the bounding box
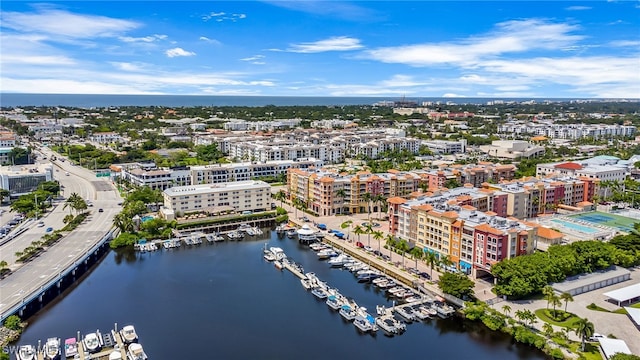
[569,211,639,233]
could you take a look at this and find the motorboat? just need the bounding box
[226,231,243,240]
[274,260,284,270]
[127,343,148,360]
[387,286,408,297]
[404,294,423,304]
[316,248,338,259]
[82,331,103,353]
[286,229,297,239]
[309,243,327,251]
[327,254,350,267]
[326,294,344,310]
[269,247,286,261]
[238,223,252,233]
[109,350,123,360]
[372,276,390,287]
[300,277,316,290]
[394,305,417,323]
[252,227,263,235]
[275,224,286,234]
[120,325,138,343]
[16,345,36,360]
[263,251,276,261]
[64,338,78,358]
[311,286,329,299]
[353,315,374,333]
[43,337,61,359]
[347,263,367,273]
[410,304,432,321]
[434,302,456,318]
[357,270,381,283]
[245,227,256,236]
[376,316,398,336]
[339,304,357,321]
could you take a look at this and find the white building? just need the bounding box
[422,139,467,154]
[162,180,271,215]
[0,164,54,197]
[498,121,636,139]
[479,140,545,159]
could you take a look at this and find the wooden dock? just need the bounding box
[282,259,306,280]
[113,329,128,359]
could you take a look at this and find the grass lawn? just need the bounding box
[587,303,630,315]
[630,302,640,309]
[535,308,581,329]
[551,337,603,360]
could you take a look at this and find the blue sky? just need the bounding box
[1,1,639,98]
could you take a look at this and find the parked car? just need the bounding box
[37,222,45,227]
[45,227,53,233]
[98,208,104,213]
[356,242,365,248]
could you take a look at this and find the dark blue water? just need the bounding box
[16,231,546,360]
[0,93,576,108]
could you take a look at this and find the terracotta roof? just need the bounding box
[387,197,407,205]
[461,205,477,210]
[531,136,548,141]
[554,162,582,170]
[537,227,563,240]
[441,211,459,219]
[319,176,334,183]
[475,223,504,236]
[484,211,497,216]
[577,201,593,206]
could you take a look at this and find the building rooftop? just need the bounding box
[551,266,631,293]
[163,180,270,196]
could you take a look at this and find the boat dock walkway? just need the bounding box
[282,259,306,280]
[113,329,128,360]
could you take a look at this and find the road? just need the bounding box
[0,147,122,320]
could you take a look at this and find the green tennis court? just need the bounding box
[568,211,639,233]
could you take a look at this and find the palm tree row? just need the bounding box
[63,193,88,215]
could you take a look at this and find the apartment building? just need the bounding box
[162,180,271,215]
[536,161,628,184]
[498,121,636,139]
[479,140,545,160]
[421,139,467,154]
[89,132,124,144]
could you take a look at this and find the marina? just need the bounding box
[14,227,547,360]
[11,324,147,360]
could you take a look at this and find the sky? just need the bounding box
[1,1,639,98]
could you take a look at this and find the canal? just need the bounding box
[16,230,547,359]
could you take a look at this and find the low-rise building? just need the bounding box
[0,164,54,197]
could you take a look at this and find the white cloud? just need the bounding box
[1,8,139,39]
[165,48,196,58]
[240,55,265,61]
[285,36,363,53]
[119,34,167,43]
[199,36,222,45]
[609,40,640,47]
[565,6,592,11]
[202,12,246,22]
[364,19,583,66]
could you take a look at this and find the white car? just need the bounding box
[37,222,45,227]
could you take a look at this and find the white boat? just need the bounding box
[238,223,252,233]
[274,260,284,270]
[43,337,61,359]
[263,251,276,261]
[434,302,456,318]
[16,345,36,360]
[376,316,398,336]
[120,325,138,343]
[252,227,263,235]
[126,343,148,360]
[353,315,374,333]
[339,304,357,321]
[269,247,286,261]
[327,254,350,267]
[245,228,256,236]
[325,293,345,310]
[311,286,329,299]
[300,277,315,290]
[309,243,327,251]
[109,350,123,360]
[64,338,78,358]
[226,231,243,240]
[286,229,297,239]
[316,248,338,259]
[410,304,432,320]
[275,225,286,234]
[394,305,416,323]
[82,332,103,353]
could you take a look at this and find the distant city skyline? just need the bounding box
[1,1,639,98]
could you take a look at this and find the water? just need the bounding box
[0,93,575,108]
[550,218,599,234]
[15,231,546,360]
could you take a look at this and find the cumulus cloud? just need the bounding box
[364,19,583,66]
[1,8,139,39]
[285,36,363,53]
[165,48,196,58]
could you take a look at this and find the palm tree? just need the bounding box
[335,188,347,215]
[274,189,286,209]
[64,192,82,215]
[385,234,396,259]
[362,192,372,220]
[373,230,383,253]
[550,294,562,318]
[523,309,537,327]
[353,225,365,244]
[374,194,386,220]
[425,251,438,280]
[0,189,10,204]
[501,304,511,316]
[574,317,595,351]
[440,255,454,272]
[113,212,134,233]
[560,292,574,313]
[363,222,374,247]
[515,309,526,324]
[0,260,8,273]
[542,323,554,338]
[410,247,423,269]
[397,239,410,268]
[542,285,555,310]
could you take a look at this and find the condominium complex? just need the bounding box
[536,159,629,185]
[479,140,545,160]
[498,121,636,139]
[421,139,467,154]
[162,180,271,216]
[387,198,536,277]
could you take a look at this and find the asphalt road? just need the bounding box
[0,147,122,320]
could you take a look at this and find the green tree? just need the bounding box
[362,192,372,220]
[542,323,554,338]
[410,246,423,269]
[274,189,286,208]
[0,188,10,203]
[542,285,555,310]
[373,230,384,254]
[438,272,475,299]
[364,222,374,247]
[560,292,574,312]
[574,317,595,351]
[385,234,396,258]
[353,225,365,244]
[501,304,511,316]
[335,188,347,215]
[397,239,410,268]
[550,294,562,318]
[3,315,22,330]
[64,192,82,215]
[425,251,439,280]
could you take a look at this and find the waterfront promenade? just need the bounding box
[0,148,122,322]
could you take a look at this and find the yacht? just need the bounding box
[43,337,61,359]
[252,227,263,235]
[226,231,243,240]
[325,293,345,310]
[120,325,138,343]
[238,223,252,233]
[327,254,350,267]
[286,228,297,239]
[339,304,357,321]
[311,286,329,299]
[394,305,416,323]
[275,224,286,234]
[16,345,36,360]
[269,247,286,261]
[245,227,256,236]
[316,248,338,260]
[127,343,148,360]
[82,331,103,353]
[64,338,78,358]
[109,351,123,360]
[263,250,276,261]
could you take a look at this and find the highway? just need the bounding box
[0,147,122,320]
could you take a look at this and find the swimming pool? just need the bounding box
[141,216,154,222]
[550,219,599,234]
